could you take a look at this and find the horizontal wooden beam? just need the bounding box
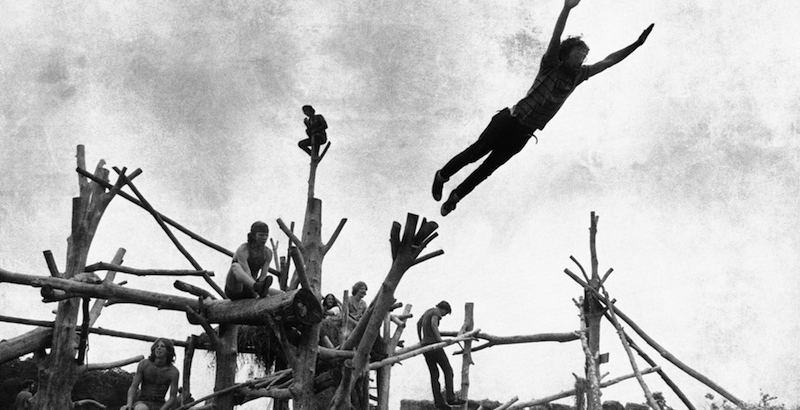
[0,314,190,348]
[85,262,214,277]
[439,330,580,354]
[0,268,321,326]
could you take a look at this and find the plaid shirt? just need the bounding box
[511,51,592,131]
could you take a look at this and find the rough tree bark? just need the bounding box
[581,212,604,410]
[368,330,479,371]
[273,138,345,410]
[0,247,125,365]
[30,146,134,410]
[376,304,413,410]
[575,299,601,410]
[214,324,239,409]
[182,335,197,406]
[0,269,321,326]
[459,303,475,410]
[376,314,392,410]
[330,213,443,410]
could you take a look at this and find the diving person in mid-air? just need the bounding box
[432,0,654,216]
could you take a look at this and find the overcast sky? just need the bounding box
[2,0,799,409]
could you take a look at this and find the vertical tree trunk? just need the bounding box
[214,324,239,410]
[584,212,603,410]
[289,198,325,409]
[182,336,197,406]
[289,142,337,409]
[32,146,124,410]
[359,373,370,410]
[341,290,350,341]
[330,214,442,410]
[459,303,475,410]
[376,315,392,410]
[377,304,413,410]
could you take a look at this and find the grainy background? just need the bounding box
[1,0,798,408]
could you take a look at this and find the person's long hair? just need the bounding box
[323,293,340,309]
[148,338,176,364]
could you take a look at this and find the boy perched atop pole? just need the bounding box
[432,0,654,216]
[298,105,328,156]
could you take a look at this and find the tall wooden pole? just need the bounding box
[214,324,239,409]
[584,212,603,410]
[280,136,345,410]
[376,314,392,410]
[330,214,443,410]
[289,148,325,410]
[576,299,601,410]
[31,146,131,410]
[376,304,413,410]
[182,335,197,406]
[459,303,475,410]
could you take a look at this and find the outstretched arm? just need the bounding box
[545,0,581,58]
[587,23,654,76]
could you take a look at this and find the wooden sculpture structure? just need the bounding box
[0,142,449,410]
[0,143,746,410]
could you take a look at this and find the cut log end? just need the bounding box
[279,288,323,326]
[198,288,324,326]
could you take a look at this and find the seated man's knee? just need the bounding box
[132,403,151,410]
[228,263,249,281]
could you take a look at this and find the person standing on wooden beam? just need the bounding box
[431,0,654,216]
[224,221,276,299]
[417,301,466,410]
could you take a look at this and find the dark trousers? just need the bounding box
[423,348,455,405]
[440,108,533,199]
[298,133,328,152]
